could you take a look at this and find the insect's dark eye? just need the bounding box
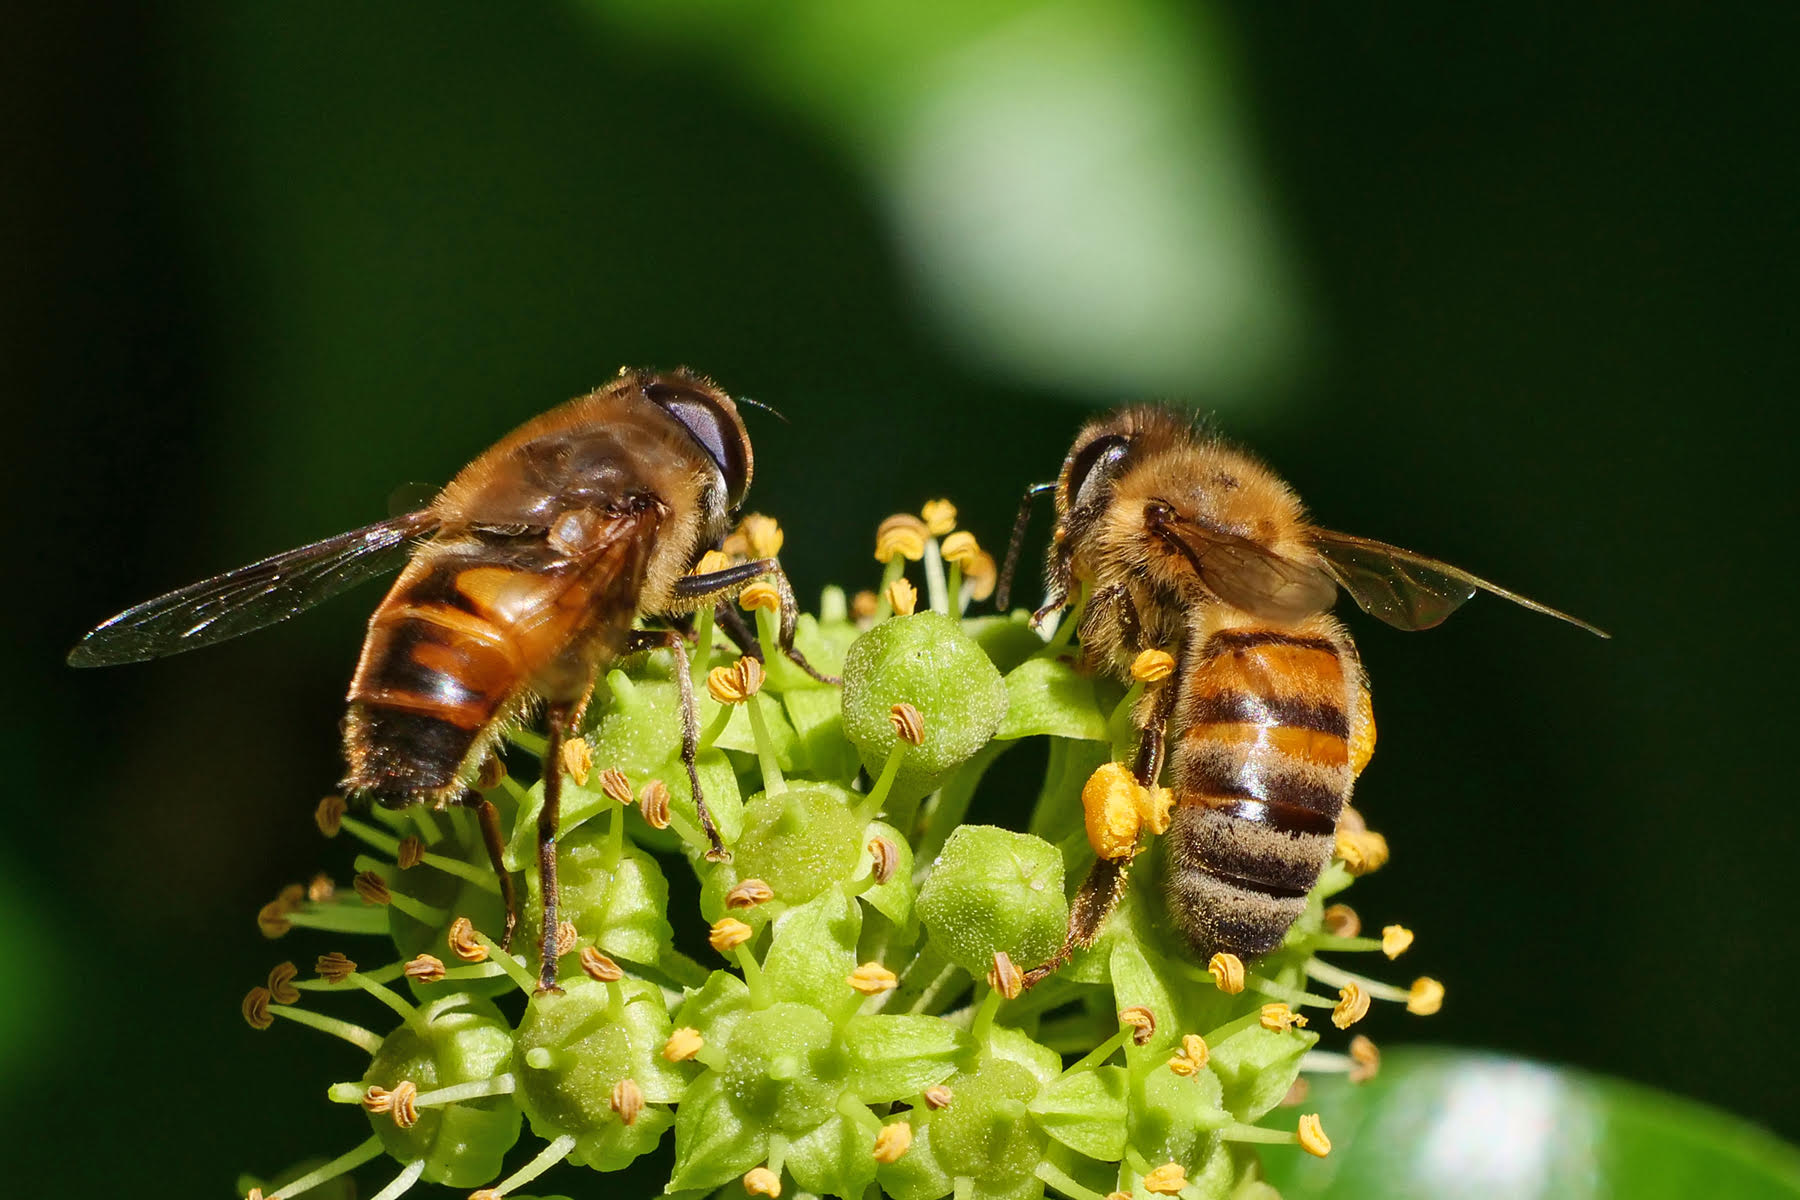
[645,381,752,508]
[1067,434,1132,512]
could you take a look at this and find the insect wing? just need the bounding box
[1154,516,1339,622]
[68,511,439,666]
[1310,529,1609,637]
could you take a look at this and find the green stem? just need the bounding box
[266,1136,383,1200]
[746,694,786,793]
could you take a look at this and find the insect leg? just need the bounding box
[626,628,727,861]
[535,701,573,994]
[996,481,1055,611]
[1024,661,1181,988]
[456,788,518,950]
[672,559,839,684]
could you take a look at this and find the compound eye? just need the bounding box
[645,381,752,508]
[1066,434,1132,512]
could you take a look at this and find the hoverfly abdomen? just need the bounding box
[1163,618,1362,958]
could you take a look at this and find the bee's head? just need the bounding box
[641,369,753,510]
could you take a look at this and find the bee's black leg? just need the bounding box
[456,788,517,950]
[626,628,726,861]
[671,559,840,685]
[535,701,573,994]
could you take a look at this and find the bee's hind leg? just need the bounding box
[534,700,575,994]
[625,628,727,862]
[455,786,518,952]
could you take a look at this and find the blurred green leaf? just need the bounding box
[1262,1049,1800,1200]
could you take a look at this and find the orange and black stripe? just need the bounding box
[1163,623,1358,957]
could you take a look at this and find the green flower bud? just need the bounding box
[513,976,683,1170]
[726,783,866,908]
[915,826,1067,974]
[923,1057,1049,1193]
[841,612,1008,806]
[360,993,520,1188]
[718,1002,849,1135]
[522,831,673,972]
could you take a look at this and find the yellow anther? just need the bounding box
[1336,828,1390,875]
[554,920,580,958]
[964,550,999,602]
[875,514,929,563]
[256,900,292,939]
[987,951,1024,1000]
[1382,924,1414,959]
[1131,648,1176,682]
[638,779,672,829]
[396,835,424,870]
[1260,1003,1304,1032]
[888,702,925,746]
[447,917,488,963]
[1167,1053,1198,1077]
[1348,1034,1381,1084]
[353,871,391,906]
[1105,1193,1132,1200]
[739,580,781,614]
[597,766,631,805]
[266,962,300,1005]
[663,1027,705,1062]
[744,1166,782,1198]
[1082,761,1145,861]
[873,1121,914,1164]
[404,954,447,984]
[562,739,594,788]
[365,1080,419,1128]
[1349,684,1376,776]
[924,1084,954,1110]
[1142,1163,1188,1195]
[476,755,507,790]
[851,590,879,620]
[940,530,981,568]
[1180,1032,1209,1069]
[1407,976,1445,1016]
[316,951,357,983]
[737,513,785,559]
[1208,952,1246,994]
[1298,1112,1332,1157]
[726,879,775,909]
[611,1078,644,1126]
[314,795,346,837]
[709,917,754,954]
[1322,903,1361,938]
[866,836,899,885]
[921,499,958,536]
[241,987,273,1030]
[307,872,336,903]
[1332,983,1371,1030]
[707,656,765,704]
[848,962,899,995]
[886,577,918,616]
[694,549,732,575]
[1119,1005,1156,1046]
[577,946,622,982]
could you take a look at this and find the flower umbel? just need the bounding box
[236,505,1440,1200]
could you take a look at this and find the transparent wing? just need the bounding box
[68,512,439,666]
[1310,529,1609,637]
[1151,515,1340,622]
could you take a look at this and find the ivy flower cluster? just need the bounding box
[240,504,1440,1200]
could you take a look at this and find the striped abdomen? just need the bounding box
[342,515,652,806]
[1162,621,1361,958]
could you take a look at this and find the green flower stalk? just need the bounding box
[239,507,1440,1200]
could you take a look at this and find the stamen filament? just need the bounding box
[860,741,908,822]
[413,1073,517,1107]
[1034,1162,1109,1200]
[408,808,443,843]
[697,701,733,751]
[873,557,905,620]
[507,729,547,756]
[283,906,390,937]
[735,944,770,1009]
[753,605,780,669]
[1223,1123,1298,1146]
[1308,935,1384,954]
[745,695,787,794]
[366,1159,427,1200]
[1300,1051,1354,1073]
[484,1133,578,1197]
[469,931,539,995]
[1245,973,1336,1009]
[923,538,949,615]
[268,1007,384,1054]
[350,859,450,926]
[266,1136,383,1199]
[343,972,417,1021]
[1066,1024,1134,1075]
[1304,959,1411,1004]
[692,606,716,682]
[968,984,1004,1043]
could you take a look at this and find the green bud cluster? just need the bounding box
[240,516,1435,1200]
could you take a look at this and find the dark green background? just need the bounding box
[8,3,1795,1194]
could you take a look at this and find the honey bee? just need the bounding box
[70,367,829,991]
[1000,406,1606,983]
